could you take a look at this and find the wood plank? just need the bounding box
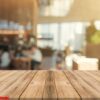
[7,71,37,99]
[0,71,17,82]
[0,71,26,95]
[86,71,100,77]
[64,71,100,99]
[20,71,48,99]
[0,71,25,92]
[0,71,37,99]
[0,71,100,99]
[0,71,18,78]
[54,71,80,100]
[0,71,10,76]
[76,71,100,97]
[43,71,57,99]
[82,71,100,88]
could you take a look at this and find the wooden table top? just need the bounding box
[0,70,100,99]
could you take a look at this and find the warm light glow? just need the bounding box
[95,20,100,30]
[39,0,74,16]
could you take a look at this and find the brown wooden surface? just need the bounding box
[0,70,100,99]
[13,58,32,70]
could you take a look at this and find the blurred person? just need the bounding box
[31,45,43,70]
[53,51,64,70]
[25,45,43,70]
[0,48,11,70]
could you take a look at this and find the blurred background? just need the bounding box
[0,0,100,70]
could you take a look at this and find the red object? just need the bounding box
[0,97,9,100]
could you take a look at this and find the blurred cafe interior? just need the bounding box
[0,0,100,70]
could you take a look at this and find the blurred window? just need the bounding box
[39,0,74,16]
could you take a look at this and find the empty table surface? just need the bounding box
[0,70,100,99]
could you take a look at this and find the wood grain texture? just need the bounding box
[54,71,80,100]
[64,71,100,99]
[0,71,100,99]
[0,71,37,99]
[43,71,57,99]
[20,71,48,99]
[0,71,17,82]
